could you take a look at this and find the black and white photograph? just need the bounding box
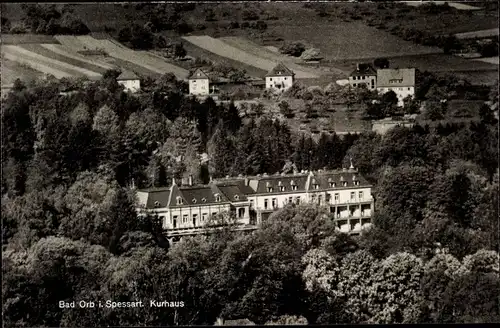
[1,0,499,326]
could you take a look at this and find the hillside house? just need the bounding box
[372,117,415,135]
[188,68,210,95]
[349,63,377,90]
[136,167,374,243]
[376,68,416,107]
[265,63,295,93]
[117,71,140,93]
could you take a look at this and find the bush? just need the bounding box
[241,21,250,29]
[242,9,259,21]
[279,41,306,57]
[229,21,240,29]
[175,21,193,34]
[195,23,206,31]
[254,20,267,31]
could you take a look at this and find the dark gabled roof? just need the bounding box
[143,188,170,208]
[265,62,295,77]
[117,70,139,80]
[311,171,370,190]
[250,174,310,194]
[377,68,416,87]
[188,68,210,80]
[217,184,249,202]
[350,63,376,77]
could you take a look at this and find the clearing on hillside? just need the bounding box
[182,36,319,79]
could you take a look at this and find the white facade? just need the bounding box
[349,75,377,90]
[377,86,415,107]
[265,75,294,93]
[118,79,140,93]
[189,78,209,95]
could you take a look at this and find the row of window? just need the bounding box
[268,77,288,81]
[352,75,372,80]
[380,87,412,91]
[389,79,404,84]
[266,181,359,193]
[260,191,365,209]
[175,195,222,205]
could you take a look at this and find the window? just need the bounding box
[201,198,206,203]
[212,212,218,217]
[264,199,269,209]
[295,196,301,204]
[334,193,339,202]
[343,181,348,187]
[159,216,165,225]
[176,197,183,205]
[192,214,198,226]
[202,213,208,221]
[353,83,357,87]
[359,191,364,200]
[250,199,254,207]
[183,214,188,223]
[268,187,273,192]
[285,77,287,80]
[408,87,411,91]
[350,192,355,201]
[314,184,319,190]
[192,198,197,204]
[270,78,273,81]
[280,186,285,191]
[173,216,178,228]
[318,195,322,204]
[288,196,293,204]
[355,181,360,186]
[154,201,160,208]
[215,194,221,202]
[362,76,365,80]
[272,198,277,208]
[329,182,335,188]
[234,195,239,201]
[292,185,298,191]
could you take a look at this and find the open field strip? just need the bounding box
[1,58,44,85]
[183,36,318,78]
[41,44,115,70]
[2,34,59,44]
[107,58,162,78]
[20,44,108,75]
[76,36,189,79]
[54,36,87,50]
[2,52,74,79]
[2,45,101,78]
[181,40,267,78]
[471,57,499,65]
[455,28,499,39]
[404,1,482,10]
[219,37,332,76]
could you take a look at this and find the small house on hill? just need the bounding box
[265,62,295,93]
[188,68,210,95]
[349,63,376,90]
[376,68,416,107]
[117,70,140,93]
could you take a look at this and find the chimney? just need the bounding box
[172,177,177,185]
[356,63,360,71]
[244,177,249,185]
[188,175,193,186]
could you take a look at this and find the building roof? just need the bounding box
[188,68,210,80]
[376,68,415,87]
[137,169,371,209]
[265,62,295,77]
[117,70,139,81]
[349,63,376,77]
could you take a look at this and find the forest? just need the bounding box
[2,71,499,326]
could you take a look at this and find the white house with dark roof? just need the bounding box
[117,70,140,93]
[349,63,377,90]
[265,62,295,93]
[188,68,210,95]
[376,68,416,106]
[136,166,374,241]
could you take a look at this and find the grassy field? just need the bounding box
[1,58,43,86]
[263,21,443,61]
[1,34,59,44]
[182,35,320,79]
[455,28,499,39]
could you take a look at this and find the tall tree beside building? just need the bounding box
[207,124,236,178]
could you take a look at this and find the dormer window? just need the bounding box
[192,198,197,204]
[343,181,348,187]
[176,197,183,205]
[268,187,273,192]
[354,181,359,186]
[234,195,239,201]
[280,186,285,191]
[201,198,207,203]
[314,183,319,190]
[214,194,221,202]
[154,201,160,208]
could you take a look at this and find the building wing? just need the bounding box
[376,68,415,87]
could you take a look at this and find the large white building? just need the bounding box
[188,68,210,95]
[376,68,416,107]
[136,167,374,242]
[117,71,140,93]
[265,63,295,93]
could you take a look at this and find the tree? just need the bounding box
[173,42,187,59]
[265,315,308,325]
[374,58,389,69]
[278,100,294,118]
[367,252,424,323]
[279,42,306,57]
[207,123,236,178]
[92,104,120,135]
